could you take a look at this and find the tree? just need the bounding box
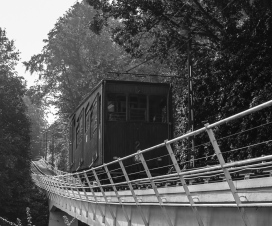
[24,1,160,119]
[0,27,31,221]
[86,0,272,164]
[24,1,168,169]
[0,27,48,226]
[23,96,47,159]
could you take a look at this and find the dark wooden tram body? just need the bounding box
[69,80,172,173]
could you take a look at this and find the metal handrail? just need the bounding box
[31,99,272,226]
[33,99,272,181]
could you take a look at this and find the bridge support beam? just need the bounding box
[48,192,272,226]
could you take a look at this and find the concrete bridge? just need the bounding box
[31,100,272,226]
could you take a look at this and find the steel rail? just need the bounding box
[48,191,272,208]
[32,99,272,223]
[34,155,272,190]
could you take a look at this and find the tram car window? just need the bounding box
[69,80,172,174]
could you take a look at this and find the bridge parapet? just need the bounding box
[32,100,272,226]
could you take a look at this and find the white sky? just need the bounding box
[0,0,79,123]
[0,0,78,86]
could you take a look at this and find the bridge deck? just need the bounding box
[31,100,272,226]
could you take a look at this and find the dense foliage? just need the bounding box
[0,28,48,226]
[24,1,161,119]
[23,96,47,159]
[86,0,272,164]
[24,1,164,168]
[25,0,272,167]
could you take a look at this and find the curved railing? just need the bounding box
[32,100,272,226]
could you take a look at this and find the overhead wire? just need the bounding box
[221,139,272,156]
[175,120,272,161]
[216,121,272,142]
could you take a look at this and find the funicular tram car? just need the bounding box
[69,80,172,181]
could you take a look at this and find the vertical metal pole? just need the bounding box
[53,178,61,200]
[67,176,77,199]
[138,152,173,226]
[74,174,84,216]
[45,177,52,195]
[83,171,103,221]
[62,175,70,198]
[74,174,83,200]
[92,168,116,226]
[58,176,65,197]
[126,94,129,121]
[187,31,195,167]
[104,165,131,226]
[68,176,78,214]
[47,177,54,195]
[76,174,87,201]
[76,174,91,218]
[165,141,204,226]
[50,177,59,205]
[54,177,62,197]
[45,131,47,161]
[118,159,149,226]
[205,123,251,226]
[52,128,54,166]
[53,178,61,206]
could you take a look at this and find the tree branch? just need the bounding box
[190,0,224,31]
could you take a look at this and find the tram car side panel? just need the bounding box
[104,81,172,174]
[69,80,172,173]
[69,84,103,172]
[83,92,103,169]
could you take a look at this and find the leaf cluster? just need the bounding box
[0,28,48,226]
[87,0,272,164]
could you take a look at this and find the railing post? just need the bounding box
[47,177,55,196]
[67,176,77,200]
[205,123,251,226]
[92,168,117,226]
[74,173,83,199]
[55,176,64,197]
[118,159,149,226]
[77,173,90,218]
[76,174,88,201]
[48,177,57,203]
[74,173,83,216]
[55,176,63,207]
[61,175,70,198]
[138,151,173,226]
[61,174,70,211]
[165,140,204,226]
[57,176,64,197]
[77,173,93,218]
[42,176,52,200]
[83,171,103,222]
[52,177,61,206]
[104,165,131,226]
